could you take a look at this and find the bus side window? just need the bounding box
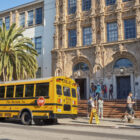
[72,88,76,97]
[15,85,24,98]
[57,85,62,95]
[36,83,49,97]
[0,86,5,98]
[63,87,70,97]
[25,84,34,97]
[6,86,14,98]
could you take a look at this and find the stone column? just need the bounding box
[62,23,67,48]
[136,8,140,38]
[33,9,35,26]
[117,12,123,41]
[100,15,105,43]
[25,11,28,27]
[92,17,96,44]
[55,0,59,23]
[91,0,95,15]
[116,0,122,10]
[135,0,139,6]
[54,24,59,49]
[76,20,82,47]
[100,0,105,14]
[15,10,19,27]
[76,0,82,47]
[76,0,81,18]
[10,12,12,26]
[62,0,67,22]
[62,0,67,48]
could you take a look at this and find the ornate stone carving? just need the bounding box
[100,15,105,43]
[118,44,127,54]
[100,0,105,14]
[117,12,123,41]
[116,0,121,10]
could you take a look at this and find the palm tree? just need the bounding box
[0,23,38,81]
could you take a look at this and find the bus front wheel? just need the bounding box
[21,112,32,125]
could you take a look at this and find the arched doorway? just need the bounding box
[73,62,90,100]
[114,58,133,99]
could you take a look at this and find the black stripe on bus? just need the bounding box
[0,110,19,113]
[32,110,52,113]
[0,103,63,106]
[72,105,78,107]
[0,110,52,113]
[0,96,49,100]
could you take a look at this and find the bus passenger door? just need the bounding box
[56,85,63,114]
[71,88,78,115]
[63,86,71,113]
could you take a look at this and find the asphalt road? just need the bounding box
[0,120,140,140]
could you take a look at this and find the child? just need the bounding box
[87,97,95,118]
[98,97,104,119]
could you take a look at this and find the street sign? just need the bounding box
[37,96,45,107]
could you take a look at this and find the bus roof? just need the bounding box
[0,77,53,85]
[0,76,75,85]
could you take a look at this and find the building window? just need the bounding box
[36,83,49,97]
[68,0,76,14]
[124,19,136,39]
[25,84,34,97]
[68,29,77,47]
[36,7,42,24]
[28,10,33,26]
[0,19,2,28]
[123,0,132,2]
[5,16,10,30]
[82,0,91,11]
[83,27,92,45]
[107,22,118,42]
[114,58,133,68]
[36,67,41,78]
[35,37,42,54]
[12,13,16,23]
[106,0,116,6]
[73,62,89,72]
[19,13,25,27]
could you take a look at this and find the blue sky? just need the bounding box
[0,0,34,11]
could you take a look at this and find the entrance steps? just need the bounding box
[78,100,140,118]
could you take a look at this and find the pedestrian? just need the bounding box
[109,84,113,99]
[98,97,104,119]
[101,84,104,98]
[87,97,95,118]
[96,84,101,94]
[77,83,80,100]
[127,92,135,119]
[90,83,95,98]
[103,85,107,99]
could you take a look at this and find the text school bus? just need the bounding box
[0,76,78,125]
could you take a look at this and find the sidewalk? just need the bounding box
[58,117,140,129]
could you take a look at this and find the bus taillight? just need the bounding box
[58,98,62,103]
[73,101,76,105]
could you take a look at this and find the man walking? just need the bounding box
[127,92,135,118]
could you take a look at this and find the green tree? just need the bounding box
[0,23,38,81]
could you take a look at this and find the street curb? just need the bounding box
[59,123,140,130]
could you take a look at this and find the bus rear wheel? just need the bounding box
[21,112,32,125]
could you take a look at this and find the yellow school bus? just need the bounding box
[0,76,78,125]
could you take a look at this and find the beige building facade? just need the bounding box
[52,0,140,100]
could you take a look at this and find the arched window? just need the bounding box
[73,62,89,72]
[114,58,133,68]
